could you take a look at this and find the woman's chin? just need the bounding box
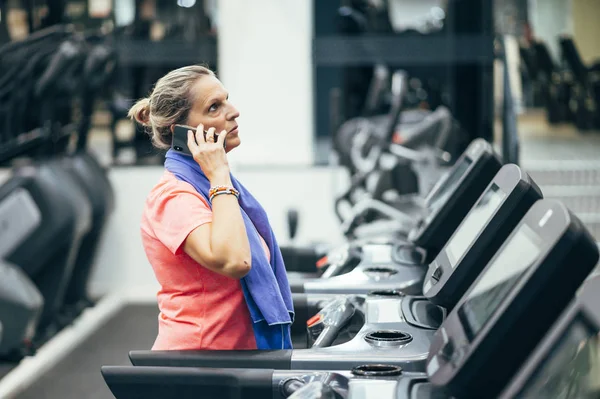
[225,136,241,152]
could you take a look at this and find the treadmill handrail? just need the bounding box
[388,143,429,163]
[101,365,274,399]
[399,106,452,149]
[340,198,417,237]
[129,349,293,369]
[333,171,370,223]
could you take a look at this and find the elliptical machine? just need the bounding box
[0,260,43,361]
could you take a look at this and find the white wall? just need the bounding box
[387,0,444,32]
[216,0,315,167]
[571,0,600,64]
[88,166,346,299]
[114,0,136,26]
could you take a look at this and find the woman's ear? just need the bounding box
[169,125,175,134]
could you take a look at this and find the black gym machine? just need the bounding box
[0,22,116,369]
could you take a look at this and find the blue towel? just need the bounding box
[164,149,294,349]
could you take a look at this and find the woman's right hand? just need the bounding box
[187,124,231,184]
[183,123,251,279]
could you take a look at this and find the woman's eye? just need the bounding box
[209,103,219,112]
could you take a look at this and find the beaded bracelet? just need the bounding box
[209,185,240,202]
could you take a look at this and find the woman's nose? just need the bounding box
[228,104,240,120]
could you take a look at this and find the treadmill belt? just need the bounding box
[18,304,159,399]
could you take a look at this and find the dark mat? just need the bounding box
[17,304,159,399]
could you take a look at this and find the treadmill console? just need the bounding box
[408,139,502,259]
[426,199,599,398]
[423,164,542,309]
[498,275,600,399]
[423,139,484,209]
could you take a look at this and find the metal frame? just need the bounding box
[313,35,494,67]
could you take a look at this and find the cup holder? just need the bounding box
[351,364,403,377]
[364,330,412,347]
[363,267,398,279]
[368,290,405,297]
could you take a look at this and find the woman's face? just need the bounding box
[186,75,241,152]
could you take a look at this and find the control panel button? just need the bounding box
[440,339,455,361]
[431,265,443,281]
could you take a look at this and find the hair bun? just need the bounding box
[128,98,152,126]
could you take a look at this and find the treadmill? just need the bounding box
[288,138,502,296]
[498,274,600,399]
[291,273,600,399]
[0,164,90,344]
[124,164,541,373]
[101,199,600,399]
[426,199,598,397]
[293,162,543,349]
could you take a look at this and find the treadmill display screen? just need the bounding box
[458,224,542,339]
[518,317,600,398]
[446,184,506,267]
[427,158,473,211]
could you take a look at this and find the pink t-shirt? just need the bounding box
[140,170,270,350]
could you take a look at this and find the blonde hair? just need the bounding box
[128,65,215,149]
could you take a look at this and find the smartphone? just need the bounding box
[171,124,227,156]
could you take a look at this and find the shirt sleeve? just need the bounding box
[144,179,213,255]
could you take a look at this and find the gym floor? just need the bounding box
[509,109,600,161]
[1,108,599,399]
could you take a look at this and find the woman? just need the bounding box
[130,65,294,351]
